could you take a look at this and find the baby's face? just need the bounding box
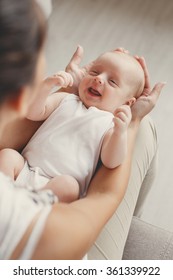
[78,51,144,113]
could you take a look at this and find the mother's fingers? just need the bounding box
[149,82,166,101]
[113,47,129,54]
[65,45,84,71]
[135,56,151,93]
[131,82,166,121]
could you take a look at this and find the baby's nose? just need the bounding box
[94,75,104,85]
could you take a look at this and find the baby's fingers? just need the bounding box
[114,105,131,118]
[115,111,127,122]
[114,105,132,124]
[113,115,125,127]
[54,71,73,87]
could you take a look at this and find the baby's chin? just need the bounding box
[78,96,89,109]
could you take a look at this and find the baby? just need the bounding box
[0,50,144,202]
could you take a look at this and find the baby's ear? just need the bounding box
[126,97,136,107]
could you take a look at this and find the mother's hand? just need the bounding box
[131,82,165,121]
[131,56,165,121]
[114,48,165,120]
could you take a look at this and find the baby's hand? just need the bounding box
[65,45,93,93]
[113,105,132,133]
[45,71,73,88]
[52,71,73,87]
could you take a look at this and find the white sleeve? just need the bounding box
[0,172,51,259]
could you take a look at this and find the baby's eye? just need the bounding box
[109,79,117,86]
[89,70,99,76]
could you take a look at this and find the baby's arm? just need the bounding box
[101,105,132,169]
[0,148,25,180]
[27,72,73,121]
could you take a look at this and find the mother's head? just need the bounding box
[0,0,46,120]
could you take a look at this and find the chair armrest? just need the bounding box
[123,216,173,260]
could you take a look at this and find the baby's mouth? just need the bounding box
[88,87,101,96]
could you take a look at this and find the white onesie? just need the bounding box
[20,94,114,196]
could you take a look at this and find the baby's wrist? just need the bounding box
[113,127,127,138]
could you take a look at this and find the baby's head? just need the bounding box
[78,50,145,113]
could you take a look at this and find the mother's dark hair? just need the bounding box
[0,0,47,103]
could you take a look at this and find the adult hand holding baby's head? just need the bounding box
[132,55,165,121]
[131,82,165,122]
[115,48,166,121]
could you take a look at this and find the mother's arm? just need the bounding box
[0,118,43,151]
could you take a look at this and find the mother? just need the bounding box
[0,0,164,259]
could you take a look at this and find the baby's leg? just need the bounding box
[44,175,79,203]
[0,148,25,180]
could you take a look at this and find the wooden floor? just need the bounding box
[46,0,173,231]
